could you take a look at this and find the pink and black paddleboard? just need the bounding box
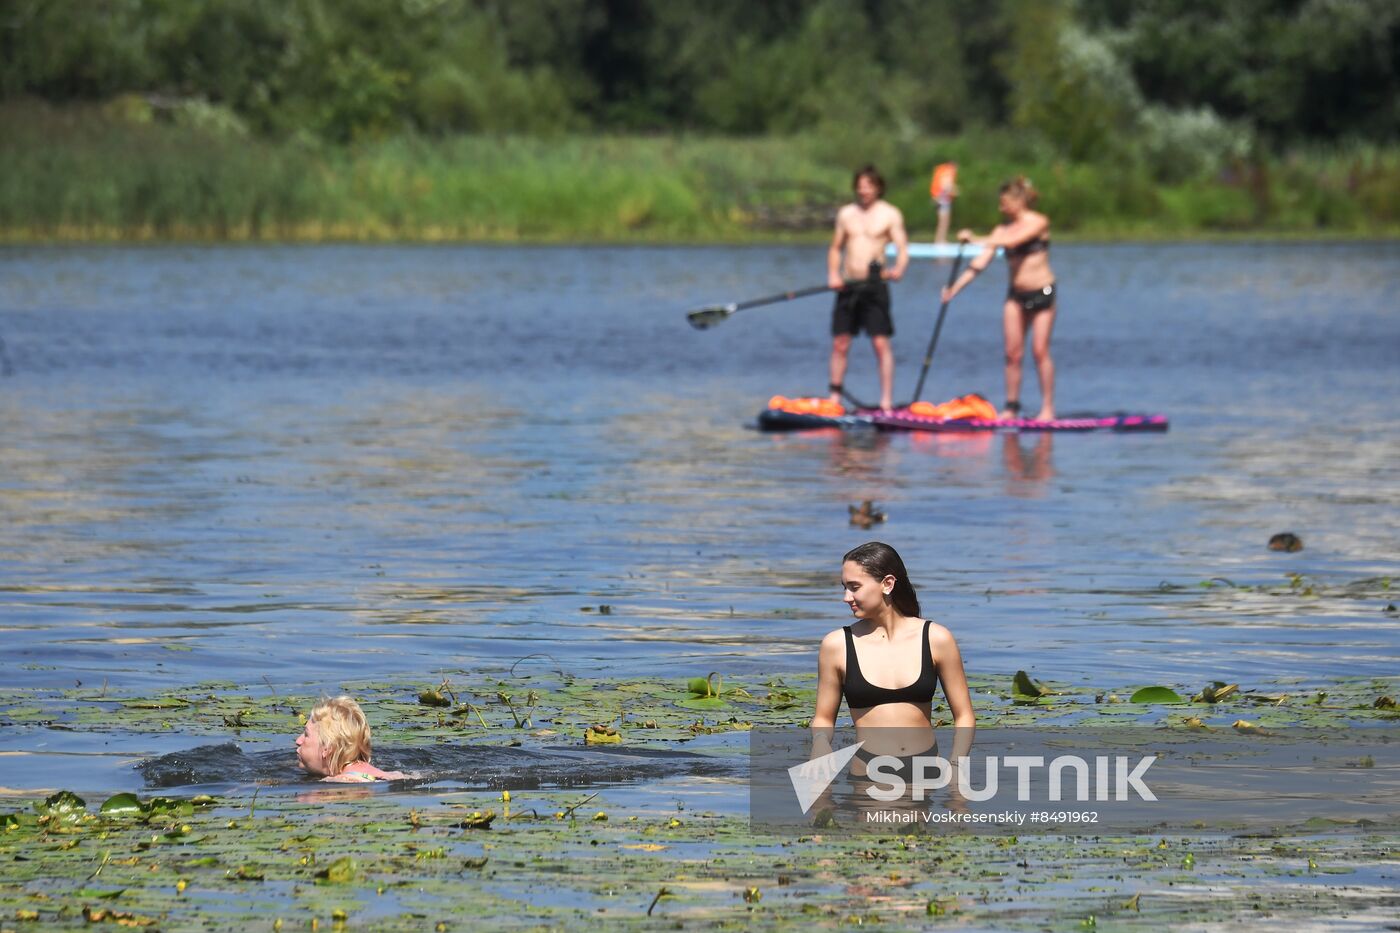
[757,407,1168,433]
[871,409,1168,433]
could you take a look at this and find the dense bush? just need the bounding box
[4,0,1395,149]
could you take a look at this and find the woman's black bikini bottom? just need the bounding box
[1008,283,1056,313]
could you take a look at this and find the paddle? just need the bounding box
[685,283,836,330]
[907,245,967,404]
[685,277,888,409]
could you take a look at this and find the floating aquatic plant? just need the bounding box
[1128,686,1184,704]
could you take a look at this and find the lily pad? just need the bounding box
[316,856,358,884]
[675,696,729,711]
[1128,686,1183,704]
[1013,671,1053,701]
[36,791,88,825]
[584,725,622,745]
[81,907,156,927]
[100,793,143,817]
[1193,682,1239,703]
[121,697,188,710]
[145,797,194,819]
[417,690,450,708]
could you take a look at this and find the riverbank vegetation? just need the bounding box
[2,0,1397,241]
[4,102,1397,242]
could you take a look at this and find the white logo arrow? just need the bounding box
[787,742,864,813]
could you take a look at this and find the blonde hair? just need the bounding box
[309,696,373,777]
[999,175,1039,208]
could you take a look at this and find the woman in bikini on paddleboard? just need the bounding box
[942,177,1058,422]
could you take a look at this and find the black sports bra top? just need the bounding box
[1004,236,1049,259]
[842,620,940,710]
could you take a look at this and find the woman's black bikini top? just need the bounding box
[1004,236,1049,259]
[842,620,940,710]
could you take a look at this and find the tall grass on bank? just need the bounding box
[3,100,1398,242]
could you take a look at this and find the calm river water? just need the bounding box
[1,243,1397,704]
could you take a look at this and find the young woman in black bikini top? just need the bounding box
[840,619,940,710]
[811,542,975,782]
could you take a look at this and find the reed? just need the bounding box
[3,102,1397,242]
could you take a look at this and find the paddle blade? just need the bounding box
[686,304,735,330]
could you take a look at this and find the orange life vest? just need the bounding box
[929,163,958,201]
[906,393,996,421]
[767,395,846,417]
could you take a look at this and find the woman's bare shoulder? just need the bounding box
[921,619,959,648]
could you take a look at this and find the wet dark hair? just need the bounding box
[852,164,885,197]
[842,541,920,618]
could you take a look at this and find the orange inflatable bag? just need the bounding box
[906,393,996,421]
[768,395,846,417]
[929,163,958,201]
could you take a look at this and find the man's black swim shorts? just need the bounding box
[832,279,893,337]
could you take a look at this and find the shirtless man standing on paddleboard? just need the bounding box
[827,165,909,413]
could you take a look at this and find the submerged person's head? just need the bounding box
[841,541,921,619]
[296,696,374,778]
[998,176,1038,216]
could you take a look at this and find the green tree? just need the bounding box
[1000,0,1144,161]
[1081,0,1400,143]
